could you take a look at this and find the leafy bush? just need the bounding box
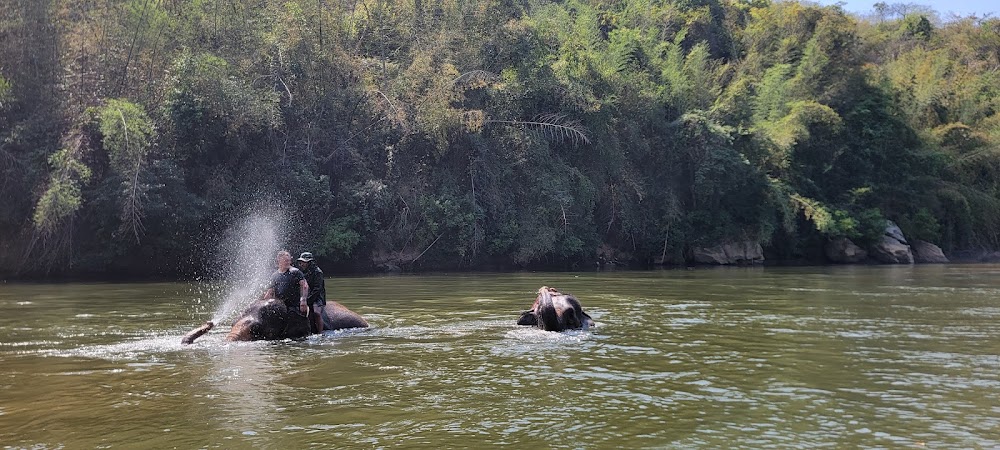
[897,208,941,243]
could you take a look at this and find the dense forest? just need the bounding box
[1,0,999,277]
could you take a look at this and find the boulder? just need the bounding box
[911,240,948,263]
[691,241,764,265]
[885,220,908,245]
[692,246,729,265]
[870,236,914,264]
[825,237,868,263]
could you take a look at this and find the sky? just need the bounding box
[810,0,999,19]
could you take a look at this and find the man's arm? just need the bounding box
[261,287,275,301]
[298,279,309,314]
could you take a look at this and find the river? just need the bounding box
[2,265,999,448]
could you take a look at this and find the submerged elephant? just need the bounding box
[181,299,369,344]
[516,286,594,331]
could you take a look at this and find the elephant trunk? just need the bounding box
[181,321,215,344]
[536,287,562,331]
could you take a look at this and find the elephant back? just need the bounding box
[323,302,370,330]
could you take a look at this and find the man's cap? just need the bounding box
[297,252,315,262]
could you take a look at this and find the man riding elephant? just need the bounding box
[180,250,368,344]
[295,251,327,334]
[262,250,309,316]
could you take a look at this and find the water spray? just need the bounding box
[208,203,291,324]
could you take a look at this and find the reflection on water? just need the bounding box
[2,266,1000,447]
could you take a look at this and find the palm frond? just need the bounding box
[486,113,591,146]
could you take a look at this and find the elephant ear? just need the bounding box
[564,294,587,329]
[255,302,293,340]
[282,311,311,340]
[563,305,583,330]
[516,310,538,326]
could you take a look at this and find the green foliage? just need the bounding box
[898,207,942,243]
[854,208,888,247]
[47,146,93,183]
[952,184,1000,248]
[417,193,478,260]
[96,99,154,173]
[7,0,1000,276]
[32,148,92,234]
[900,14,933,41]
[319,217,362,261]
[791,195,836,234]
[767,100,842,160]
[752,64,794,124]
[394,55,465,155]
[825,209,859,238]
[167,51,282,136]
[0,74,11,107]
[791,195,884,246]
[33,180,83,234]
[675,112,777,245]
[660,37,721,114]
[91,99,157,241]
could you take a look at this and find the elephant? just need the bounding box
[516,286,594,332]
[181,299,369,344]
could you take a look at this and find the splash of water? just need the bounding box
[209,207,290,324]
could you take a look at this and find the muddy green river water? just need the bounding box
[2,265,999,448]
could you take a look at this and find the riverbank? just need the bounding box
[4,251,998,283]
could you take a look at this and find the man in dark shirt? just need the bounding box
[296,252,327,334]
[261,250,309,315]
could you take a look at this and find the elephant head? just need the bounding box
[225,298,312,341]
[517,286,594,332]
